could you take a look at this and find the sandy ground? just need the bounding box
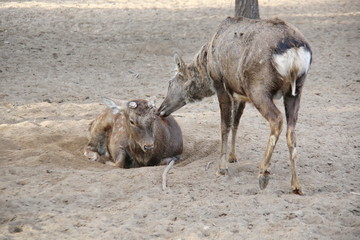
[0,0,359,239]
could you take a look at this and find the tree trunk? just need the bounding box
[235,0,260,19]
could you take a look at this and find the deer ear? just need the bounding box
[146,96,157,109]
[184,79,193,89]
[102,97,126,114]
[174,54,185,73]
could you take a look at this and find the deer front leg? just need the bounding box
[228,101,246,163]
[113,150,127,168]
[216,87,232,175]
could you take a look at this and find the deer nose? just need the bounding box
[143,144,154,151]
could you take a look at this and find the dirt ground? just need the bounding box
[0,0,359,239]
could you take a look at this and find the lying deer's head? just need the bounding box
[103,98,157,152]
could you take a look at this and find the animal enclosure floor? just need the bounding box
[0,0,359,239]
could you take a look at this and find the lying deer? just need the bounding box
[158,17,312,194]
[84,98,183,189]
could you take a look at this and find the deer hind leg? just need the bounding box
[84,135,106,162]
[84,119,108,163]
[84,146,100,162]
[253,97,283,190]
[228,100,246,163]
[284,90,303,195]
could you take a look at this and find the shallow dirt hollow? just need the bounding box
[0,0,359,239]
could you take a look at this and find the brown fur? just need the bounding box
[158,17,312,194]
[84,99,183,168]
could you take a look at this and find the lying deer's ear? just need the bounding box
[102,97,126,114]
[146,96,157,109]
[174,53,185,73]
[184,79,193,89]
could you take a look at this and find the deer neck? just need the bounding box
[186,45,215,102]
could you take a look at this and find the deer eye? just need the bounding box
[129,119,136,126]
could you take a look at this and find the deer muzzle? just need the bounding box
[143,144,154,152]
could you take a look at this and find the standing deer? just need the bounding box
[158,17,312,194]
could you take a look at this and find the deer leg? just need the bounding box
[84,146,100,162]
[113,150,127,168]
[254,97,283,190]
[215,85,232,175]
[84,133,106,162]
[229,100,246,163]
[84,118,109,162]
[284,91,303,195]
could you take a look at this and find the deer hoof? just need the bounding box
[84,150,100,162]
[259,174,270,190]
[217,168,229,176]
[292,188,304,195]
[228,156,238,163]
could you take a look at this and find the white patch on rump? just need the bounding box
[273,46,311,96]
[273,46,311,78]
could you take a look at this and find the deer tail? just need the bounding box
[272,38,312,96]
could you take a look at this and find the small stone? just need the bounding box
[294,210,304,217]
[287,213,297,220]
[8,223,23,233]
